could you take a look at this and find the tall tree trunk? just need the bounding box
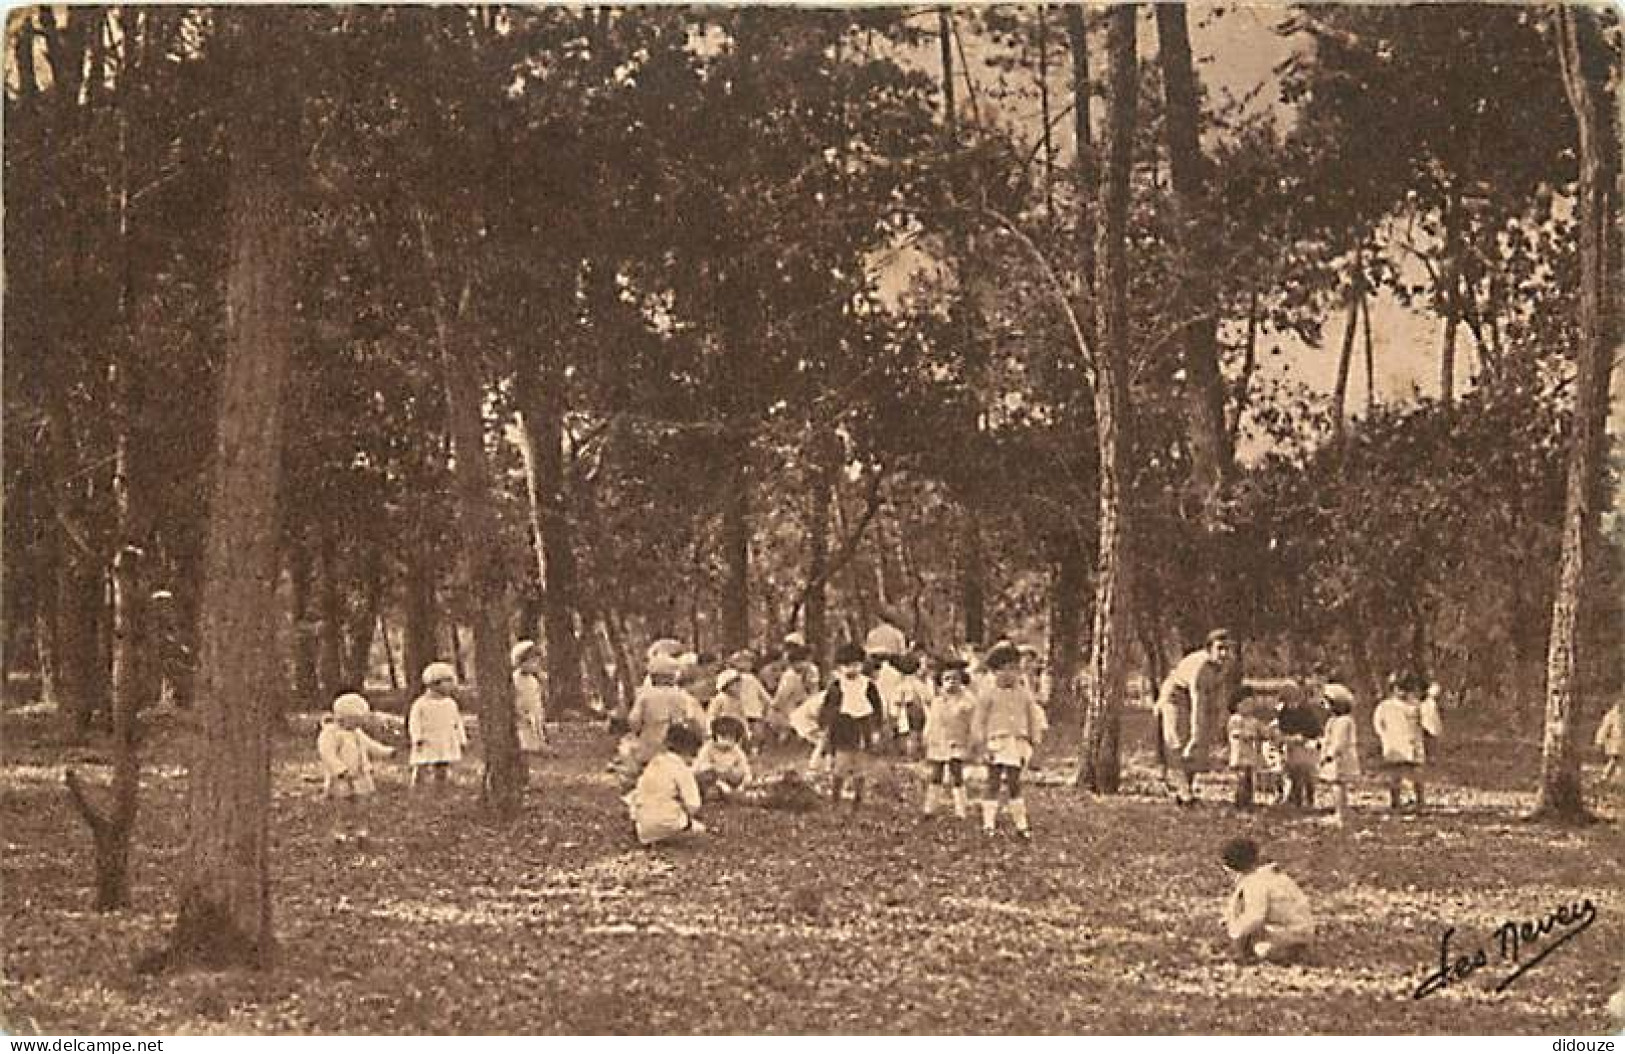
[959,509,986,645]
[1361,284,1377,414]
[415,210,523,817]
[1047,531,1086,719]
[1156,2,1230,520]
[316,522,343,698]
[1228,290,1261,449]
[1331,265,1361,442]
[720,464,751,651]
[805,430,837,661]
[378,613,400,691]
[1037,4,1055,215]
[402,518,438,701]
[1535,5,1618,823]
[343,550,382,688]
[516,351,584,717]
[289,534,319,708]
[1065,4,1095,289]
[150,11,299,969]
[67,115,149,907]
[1076,3,1138,795]
[1438,187,1462,402]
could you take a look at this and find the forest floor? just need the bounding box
[2,702,1622,1035]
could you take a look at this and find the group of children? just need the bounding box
[1222,671,1445,826]
[305,626,1625,980]
[614,627,1053,845]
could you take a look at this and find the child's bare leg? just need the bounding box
[1604,758,1621,783]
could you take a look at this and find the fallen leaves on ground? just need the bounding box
[2,709,1620,1034]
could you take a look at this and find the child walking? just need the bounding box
[628,723,707,846]
[818,643,886,810]
[970,642,1048,838]
[1318,684,1361,826]
[409,662,468,790]
[1220,837,1316,964]
[1373,671,1431,813]
[1226,696,1265,810]
[922,658,975,818]
[316,692,395,847]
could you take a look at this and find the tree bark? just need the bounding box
[1438,186,1462,402]
[1331,263,1361,442]
[1534,5,1617,823]
[149,11,299,970]
[1156,2,1230,520]
[1064,4,1095,287]
[804,430,837,661]
[402,518,438,701]
[515,349,585,717]
[289,534,319,708]
[1076,3,1138,796]
[316,522,344,699]
[959,509,986,646]
[415,209,523,816]
[1361,283,1377,414]
[1047,531,1087,719]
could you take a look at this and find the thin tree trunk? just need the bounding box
[1534,5,1617,823]
[415,209,523,816]
[68,116,148,906]
[1047,531,1086,719]
[1331,266,1361,442]
[402,518,438,701]
[604,609,637,720]
[805,430,836,661]
[316,523,343,699]
[1064,4,1095,295]
[378,613,399,691]
[516,351,585,717]
[289,535,319,708]
[1228,290,1260,449]
[1037,4,1055,216]
[959,510,986,646]
[1439,187,1462,402]
[1361,284,1377,414]
[1076,3,1138,795]
[1156,2,1230,517]
[150,12,298,969]
[344,550,382,688]
[721,467,751,652]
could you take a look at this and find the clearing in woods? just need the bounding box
[1,705,1620,1034]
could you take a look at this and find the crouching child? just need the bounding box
[1221,837,1315,964]
[627,723,707,847]
[695,716,753,802]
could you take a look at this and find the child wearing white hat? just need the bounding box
[707,668,750,736]
[317,692,395,847]
[511,640,548,753]
[409,661,468,790]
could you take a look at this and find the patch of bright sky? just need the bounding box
[869,2,1451,424]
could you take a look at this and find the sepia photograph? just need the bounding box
[2,1,1623,1037]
